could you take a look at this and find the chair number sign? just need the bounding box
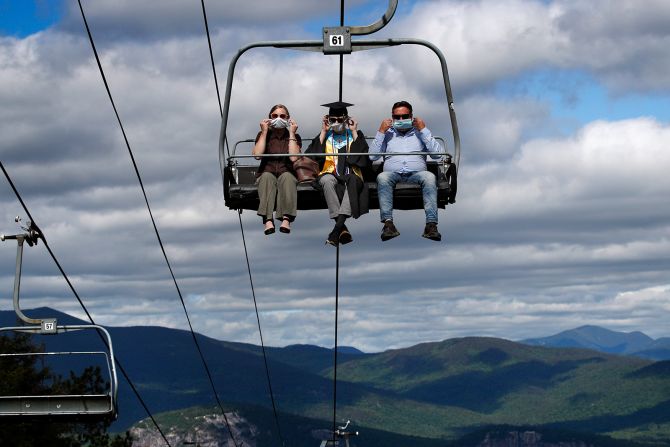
[42,319,57,333]
[323,27,351,54]
[330,34,344,47]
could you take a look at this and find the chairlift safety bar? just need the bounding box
[228,136,452,160]
[0,324,119,416]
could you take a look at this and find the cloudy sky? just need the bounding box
[1,0,669,354]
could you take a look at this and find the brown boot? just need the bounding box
[380,220,400,241]
[422,222,441,241]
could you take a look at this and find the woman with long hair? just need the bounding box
[252,104,302,234]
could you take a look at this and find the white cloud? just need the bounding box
[459,117,670,227]
[1,0,669,355]
[393,0,670,93]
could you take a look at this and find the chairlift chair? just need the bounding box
[0,219,119,422]
[225,137,457,211]
[219,0,460,212]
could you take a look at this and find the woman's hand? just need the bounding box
[289,118,299,134]
[288,118,300,162]
[253,119,270,159]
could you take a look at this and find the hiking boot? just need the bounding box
[380,220,400,241]
[325,228,340,247]
[339,225,353,245]
[422,222,441,241]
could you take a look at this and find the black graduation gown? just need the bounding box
[305,130,370,218]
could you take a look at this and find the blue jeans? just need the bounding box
[377,171,438,223]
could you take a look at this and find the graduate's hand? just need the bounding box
[260,119,270,132]
[321,115,330,133]
[413,117,426,131]
[379,118,392,133]
[348,117,358,133]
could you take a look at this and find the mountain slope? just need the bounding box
[3,309,670,445]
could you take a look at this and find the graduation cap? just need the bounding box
[321,101,353,117]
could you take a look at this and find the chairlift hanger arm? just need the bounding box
[348,0,397,35]
[2,230,41,326]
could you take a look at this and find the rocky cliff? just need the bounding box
[130,412,257,447]
[475,430,593,447]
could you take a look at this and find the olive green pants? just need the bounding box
[256,172,298,221]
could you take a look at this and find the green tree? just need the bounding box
[0,333,132,446]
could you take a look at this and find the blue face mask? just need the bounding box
[393,118,413,130]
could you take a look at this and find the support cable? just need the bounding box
[76,2,240,445]
[237,211,286,447]
[0,161,171,447]
[200,0,224,118]
[332,0,345,439]
[200,0,286,444]
[332,245,341,439]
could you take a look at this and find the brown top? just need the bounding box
[255,128,302,177]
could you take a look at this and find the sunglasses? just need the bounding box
[392,114,412,120]
[270,113,288,119]
[328,117,346,123]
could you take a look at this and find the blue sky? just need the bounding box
[1,0,669,353]
[496,68,670,131]
[0,0,64,37]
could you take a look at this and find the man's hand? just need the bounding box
[413,117,426,131]
[379,118,393,133]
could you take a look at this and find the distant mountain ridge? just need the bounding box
[3,308,670,445]
[522,324,670,360]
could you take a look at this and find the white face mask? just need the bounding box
[330,122,345,133]
[270,117,289,129]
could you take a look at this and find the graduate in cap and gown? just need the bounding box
[306,101,370,246]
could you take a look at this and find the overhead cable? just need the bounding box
[332,0,346,440]
[76,1,240,445]
[200,0,285,444]
[0,161,172,447]
[236,211,286,446]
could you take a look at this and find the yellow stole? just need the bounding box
[319,131,363,179]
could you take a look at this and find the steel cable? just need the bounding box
[76,1,241,445]
[200,0,286,444]
[1,161,172,447]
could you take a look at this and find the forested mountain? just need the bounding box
[2,308,670,445]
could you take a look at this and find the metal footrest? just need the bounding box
[0,394,114,418]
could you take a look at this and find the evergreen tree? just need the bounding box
[0,333,132,446]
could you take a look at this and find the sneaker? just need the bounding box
[325,228,340,246]
[422,222,441,241]
[339,225,353,245]
[380,220,400,241]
